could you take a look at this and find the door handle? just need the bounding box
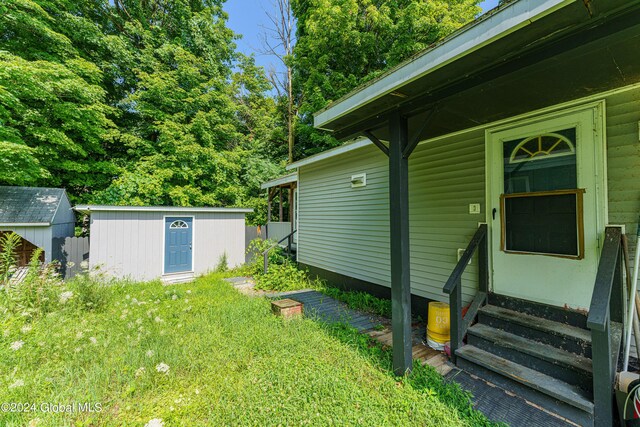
[492,208,497,220]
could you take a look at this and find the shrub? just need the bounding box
[215,252,229,273]
[244,238,285,276]
[1,249,62,319]
[65,270,114,311]
[254,261,310,292]
[0,232,21,285]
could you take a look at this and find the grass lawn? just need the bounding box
[0,273,495,426]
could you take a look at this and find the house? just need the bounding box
[0,186,75,265]
[74,205,252,283]
[281,0,640,425]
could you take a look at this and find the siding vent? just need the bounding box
[351,173,367,188]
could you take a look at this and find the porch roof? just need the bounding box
[260,172,298,190]
[313,0,640,142]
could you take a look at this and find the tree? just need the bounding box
[0,0,286,223]
[291,0,481,157]
[260,0,297,164]
[0,0,117,194]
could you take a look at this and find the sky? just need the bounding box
[223,0,501,73]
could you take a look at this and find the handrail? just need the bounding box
[443,224,488,295]
[262,229,297,274]
[587,226,625,427]
[587,227,623,331]
[442,223,488,364]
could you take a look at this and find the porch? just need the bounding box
[294,0,640,425]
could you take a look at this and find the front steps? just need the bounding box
[454,294,622,427]
[161,271,195,284]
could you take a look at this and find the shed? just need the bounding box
[0,186,75,265]
[74,205,252,283]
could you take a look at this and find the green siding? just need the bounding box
[606,87,640,241]
[409,131,485,305]
[298,147,390,286]
[297,83,640,307]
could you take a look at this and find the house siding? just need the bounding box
[297,83,640,308]
[297,147,390,287]
[89,211,246,281]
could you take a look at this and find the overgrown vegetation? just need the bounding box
[1,0,483,223]
[318,286,392,318]
[0,273,494,426]
[0,233,495,426]
[242,238,393,316]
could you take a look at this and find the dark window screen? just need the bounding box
[504,193,578,256]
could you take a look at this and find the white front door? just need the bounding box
[486,103,606,310]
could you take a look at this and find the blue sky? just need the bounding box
[224,0,501,72]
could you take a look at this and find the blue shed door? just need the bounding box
[164,217,193,274]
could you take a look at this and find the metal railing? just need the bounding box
[262,229,297,274]
[442,223,489,364]
[587,226,626,427]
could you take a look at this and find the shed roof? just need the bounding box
[0,186,67,226]
[74,205,253,214]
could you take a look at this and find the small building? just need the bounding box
[74,205,252,283]
[0,186,75,265]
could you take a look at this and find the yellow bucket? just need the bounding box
[427,302,450,344]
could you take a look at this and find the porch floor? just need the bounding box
[226,277,573,426]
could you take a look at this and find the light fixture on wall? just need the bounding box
[351,173,367,188]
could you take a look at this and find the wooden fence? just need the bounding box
[53,236,90,280]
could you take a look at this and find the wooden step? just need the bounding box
[468,323,593,392]
[456,346,594,424]
[479,305,592,357]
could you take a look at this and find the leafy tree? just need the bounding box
[291,0,481,157]
[0,0,286,223]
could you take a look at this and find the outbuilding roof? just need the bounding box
[74,205,253,214]
[0,186,67,226]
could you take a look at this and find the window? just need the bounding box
[501,127,583,258]
[169,220,189,229]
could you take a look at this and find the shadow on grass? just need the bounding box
[317,321,505,427]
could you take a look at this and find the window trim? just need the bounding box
[500,188,585,260]
[169,220,189,229]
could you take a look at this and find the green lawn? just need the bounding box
[0,273,494,426]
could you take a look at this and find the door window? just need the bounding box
[501,127,584,258]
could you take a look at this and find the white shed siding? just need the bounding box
[0,226,52,262]
[89,210,245,281]
[192,213,246,273]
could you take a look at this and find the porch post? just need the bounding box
[289,187,294,231]
[389,111,412,375]
[267,190,273,239]
[279,188,283,222]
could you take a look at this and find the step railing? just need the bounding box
[443,223,489,364]
[262,229,297,274]
[587,226,626,427]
